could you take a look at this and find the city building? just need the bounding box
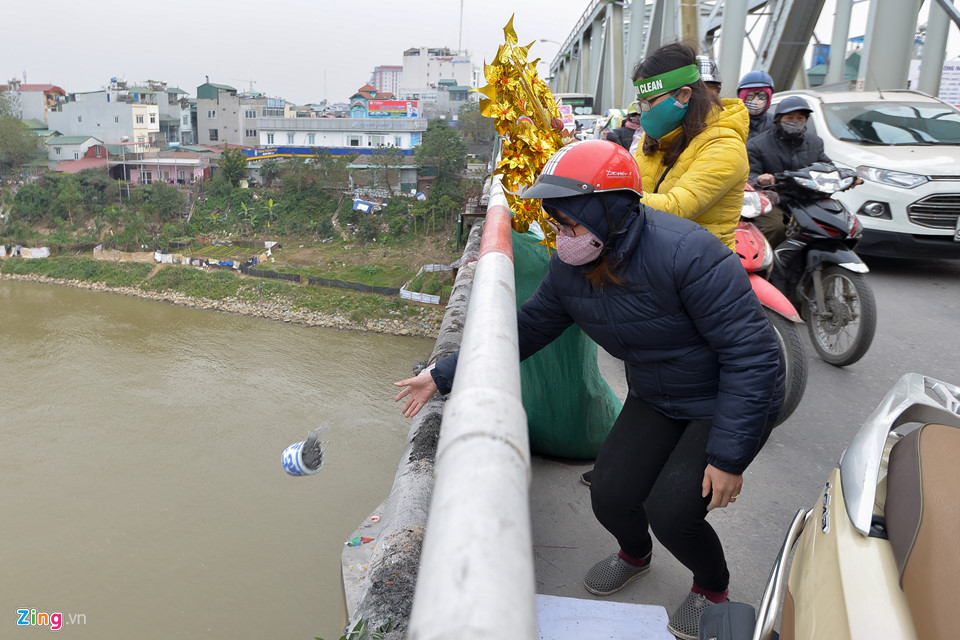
[197,80,284,147]
[8,83,67,124]
[398,47,477,119]
[255,115,425,149]
[157,86,194,145]
[46,135,104,161]
[48,139,110,174]
[47,79,160,149]
[254,84,423,150]
[108,146,216,184]
[370,65,403,96]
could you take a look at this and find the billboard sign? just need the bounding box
[939,60,960,108]
[368,100,419,118]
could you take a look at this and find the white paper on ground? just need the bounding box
[536,593,674,640]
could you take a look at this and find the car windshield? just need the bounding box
[822,101,960,145]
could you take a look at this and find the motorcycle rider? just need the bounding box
[746,96,833,248]
[606,102,642,151]
[746,96,860,290]
[737,70,775,140]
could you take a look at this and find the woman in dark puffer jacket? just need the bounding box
[394,140,784,640]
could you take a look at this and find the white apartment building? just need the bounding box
[256,117,427,149]
[399,47,473,97]
[46,135,104,161]
[47,86,160,148]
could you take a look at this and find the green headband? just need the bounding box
[633,64,701,99]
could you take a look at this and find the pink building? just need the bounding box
[114,150,214,184]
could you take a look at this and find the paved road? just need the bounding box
[530,256,960,624]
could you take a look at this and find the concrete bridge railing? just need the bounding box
[348,175,536,640]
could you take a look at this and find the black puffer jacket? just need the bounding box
[747,125,832,180]
[748,111,774,140]
[605,125,636,151]
[432,203,784,474]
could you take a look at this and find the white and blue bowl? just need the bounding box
[281,441,322,476]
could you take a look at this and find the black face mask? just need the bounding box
[778,120,806,138]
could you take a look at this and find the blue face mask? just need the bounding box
[640,95,689,140]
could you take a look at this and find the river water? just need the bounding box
[0,280,434,639]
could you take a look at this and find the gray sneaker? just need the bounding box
[583,552,651,596]
[667,592,717,640]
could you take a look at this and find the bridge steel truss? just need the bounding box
[547,0,950,115]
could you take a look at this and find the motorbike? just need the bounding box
[760,164,877,367]
[699,373,960,640]
[737,184,807,425]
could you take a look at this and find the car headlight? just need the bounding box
[857,166,928,189]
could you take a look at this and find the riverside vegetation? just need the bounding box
[0,119,486,337]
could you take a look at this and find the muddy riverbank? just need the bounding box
[0,272,444,338]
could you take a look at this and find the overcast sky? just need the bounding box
[2,0,592,104]
[2,0,952,105]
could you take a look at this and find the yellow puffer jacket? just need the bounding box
[634,98,748,251]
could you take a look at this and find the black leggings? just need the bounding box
[590,395,771,592]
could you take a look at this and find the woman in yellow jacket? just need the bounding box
[632,43,749,251]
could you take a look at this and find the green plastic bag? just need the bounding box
[513,229,622,459]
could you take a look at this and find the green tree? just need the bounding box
[260,158,281,186]
[313,149,354,190]
[369,145,404,194]
[77,168,120,209]
[459,102,495,143]
[0,92,40,177]
[219,146,248,186]
[11,183,50,222]
[280,156,315,194]
[416,118,467,194]
[53,174,83,225]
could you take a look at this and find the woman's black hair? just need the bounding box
[632,42,722,167]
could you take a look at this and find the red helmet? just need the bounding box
[521,140,642,200]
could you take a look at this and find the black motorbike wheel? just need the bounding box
[806,265,877,367]
[765,309,807,426]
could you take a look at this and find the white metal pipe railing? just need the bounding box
[407,176,536,640]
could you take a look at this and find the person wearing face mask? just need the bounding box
[746,96,834,247]
[632,42,749,252]
[737,70,775,140]
[393,140,785,640]
[605,103,643,151]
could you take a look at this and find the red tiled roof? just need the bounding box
[54,157,108,174]
[19,84,66,95]
[373,92,396,99]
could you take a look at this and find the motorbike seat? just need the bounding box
[884,423,960,640]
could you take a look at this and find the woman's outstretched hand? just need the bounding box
[702,464,743,511]
[393,369,439,418]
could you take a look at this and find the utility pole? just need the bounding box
[459,0,464,52]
